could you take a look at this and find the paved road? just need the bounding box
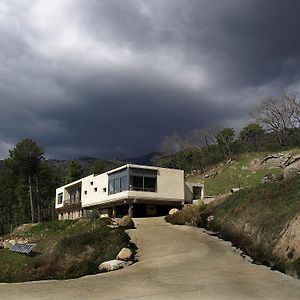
[1,217,300,299]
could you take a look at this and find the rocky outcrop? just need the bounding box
[284,160,300,180]
[249,152,300,181]
[250,152,300,170]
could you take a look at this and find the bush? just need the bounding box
[0,218,134,282]
[165,204,205,227]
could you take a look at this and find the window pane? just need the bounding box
[114,178,120,193]
[132,176,143,191]
[144,177,156,192]
[120,176,127,192]
[108,180,113,194]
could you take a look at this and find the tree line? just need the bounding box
[0,139,114,235]
[154,93,300,172]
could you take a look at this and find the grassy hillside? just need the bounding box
[0,218,134,282]
[185,151,300,196]
[208,176,300,276]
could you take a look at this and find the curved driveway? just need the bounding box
[1,217,300,299]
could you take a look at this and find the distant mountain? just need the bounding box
[47,158,124,178]
[124,152,158,165]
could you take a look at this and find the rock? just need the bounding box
[17,238,29,244]
[9,239,16,246]
[284,161,300,180]
[226,158,233,165]
[0,241,4,249]
[3,240,12,249]
[119,215,135,229]
[169,208,179,215]
[207,215,214,223]
[98,259,129,273]
[117,248,132,261]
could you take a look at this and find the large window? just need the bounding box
[130,176,156,192]
[144,177,156,192]
[108,167,157,194]
[129,168,157,192]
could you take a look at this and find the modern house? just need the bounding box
[55,164,204,220]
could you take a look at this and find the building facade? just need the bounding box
[55,164,203,220]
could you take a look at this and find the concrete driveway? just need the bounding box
[1,217,300,299]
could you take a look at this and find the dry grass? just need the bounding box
[165,204,205,227]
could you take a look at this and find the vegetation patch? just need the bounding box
[165,204,205,227]
[206,176,300,276]
[0,218,135,282]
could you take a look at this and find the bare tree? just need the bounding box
[188,128,217,149]
[253,93,300,148]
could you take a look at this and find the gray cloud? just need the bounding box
[0,0,300,159]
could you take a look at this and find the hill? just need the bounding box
[47,158,124,178]
[186,150,300,196]
[123,152,157,165]
[167,148,300,278]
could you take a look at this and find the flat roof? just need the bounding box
[106,164,159,174]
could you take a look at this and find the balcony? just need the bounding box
[64,197,81,206]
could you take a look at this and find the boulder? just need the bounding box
[17,238,29,244]
[169,208,179,215]
[284,161,300,180]
[3,240,12,249]
[98,259,128,273]
[117,248,132,261]
[9,239,16,246]
[0,241,4,249]
[119,216,135,229]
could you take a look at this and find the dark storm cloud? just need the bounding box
[1,0,300,159]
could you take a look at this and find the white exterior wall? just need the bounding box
[81,173,108,207]
[55,164,186,211]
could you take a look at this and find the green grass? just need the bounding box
[0,218,133,282]
[186,152,284,195]
[0,250,32,282]
[212,177,300,236]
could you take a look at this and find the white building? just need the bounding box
[55,164,204,220]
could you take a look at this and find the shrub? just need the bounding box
[165,204,205,227]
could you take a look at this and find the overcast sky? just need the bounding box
[1,0,300,159]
